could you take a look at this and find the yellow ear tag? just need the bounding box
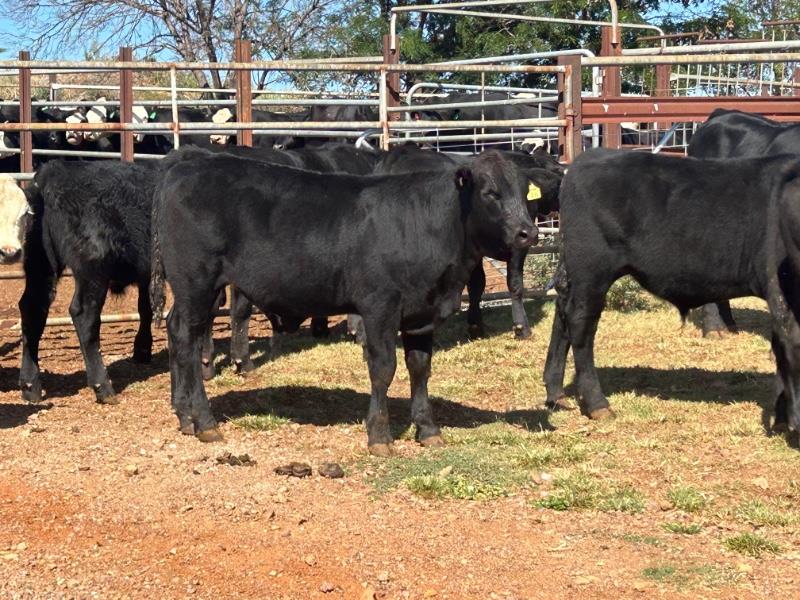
[527,183,542,201]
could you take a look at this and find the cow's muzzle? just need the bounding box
[0,245,22,263]
[514,226,537,250]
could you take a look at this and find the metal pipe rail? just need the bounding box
[624,39,800,56]
[0,60,565,74]
[390,0,644,49]
[389,95,559,113]
[584,52,800,65]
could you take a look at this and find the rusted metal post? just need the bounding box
[383,35,401,121]
[600,28,622,148]
[558,55,583,162]
[235,39,253,147]
[655,63,672,130]
[18,51,33,179]
[119,47,134,162]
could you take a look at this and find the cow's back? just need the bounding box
[560,149,795,304]
[157,155,464,321]
[688,109,784,158]
[35,160,158,278]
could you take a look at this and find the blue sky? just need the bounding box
[0,2,721,60]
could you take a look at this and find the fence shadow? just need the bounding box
[211,384,554,434]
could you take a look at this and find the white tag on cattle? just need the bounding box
[527,183,542,201]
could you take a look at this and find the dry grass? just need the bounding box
[233,296,800,593]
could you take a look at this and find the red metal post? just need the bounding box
[558,55,583,162]
[600,28,622,148]
[235,39,253,147]
[18,51,33,178]
[383,35,401,122]
[655,63,672,130]
[119,47,134,162]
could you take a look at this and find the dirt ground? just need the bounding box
[1,263,799,599]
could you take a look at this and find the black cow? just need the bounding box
[294,105,378,147]
[195,142,383,377]
[543,148,800,431]
[687,109,800,336]
[410,91,560,152]
[19,160,161,403]
[150,150,535,453]
[208,107,306,149]
[374,144,562,338]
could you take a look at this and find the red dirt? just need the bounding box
[0,263,793,599]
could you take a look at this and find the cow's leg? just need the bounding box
[361,312,400,456]
[717,301,739,334]
[701,301,737,337]
[402,331,442,447]
[772,333,792,433]
[508,248,531,339]
[311,317,330,338]
[132,280,153,364]
[466,263,486,338]
[19,251,57,403]
[229,286,255,374]
[543,293,573,412]
[200,288,225,380]
[548,260,613,419]
[569,299,611,419]
[69,276,116,403]
[167,301,221,442]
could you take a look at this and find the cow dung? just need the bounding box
[319,463,345,479]
[274,462,312,478]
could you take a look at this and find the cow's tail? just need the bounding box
[150,187,167,328]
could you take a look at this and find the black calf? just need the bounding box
[19,160,159,403]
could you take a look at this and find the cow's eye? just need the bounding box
[486,190,501,201]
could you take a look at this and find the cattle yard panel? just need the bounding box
[0,52,568,327]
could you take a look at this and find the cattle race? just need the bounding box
[2,1,800,597]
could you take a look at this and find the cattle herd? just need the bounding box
[1,106,800,456]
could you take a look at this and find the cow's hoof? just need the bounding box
[179,423,195,436]
[94,382,118,405]
[201,360,215,381]
[546,396,573,411]
[513,326,532,340]
[772,420,790,434]
[419,435,445,448]
[20,381,43,403]
[588,407,616,421]
[702,328,727,339]
[196,427,224,443]
[132,348,152,364]
[233,359,256,374]
[368,443,394,457]
[467,324,485,339]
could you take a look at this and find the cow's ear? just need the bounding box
[455,167,473,190]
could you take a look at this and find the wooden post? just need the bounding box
[119,47,134,162]
[557,55,583,162]
[18,51,33,178]
[600,28,621,148]
[235,39,253,147]
[382,35,401,122]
